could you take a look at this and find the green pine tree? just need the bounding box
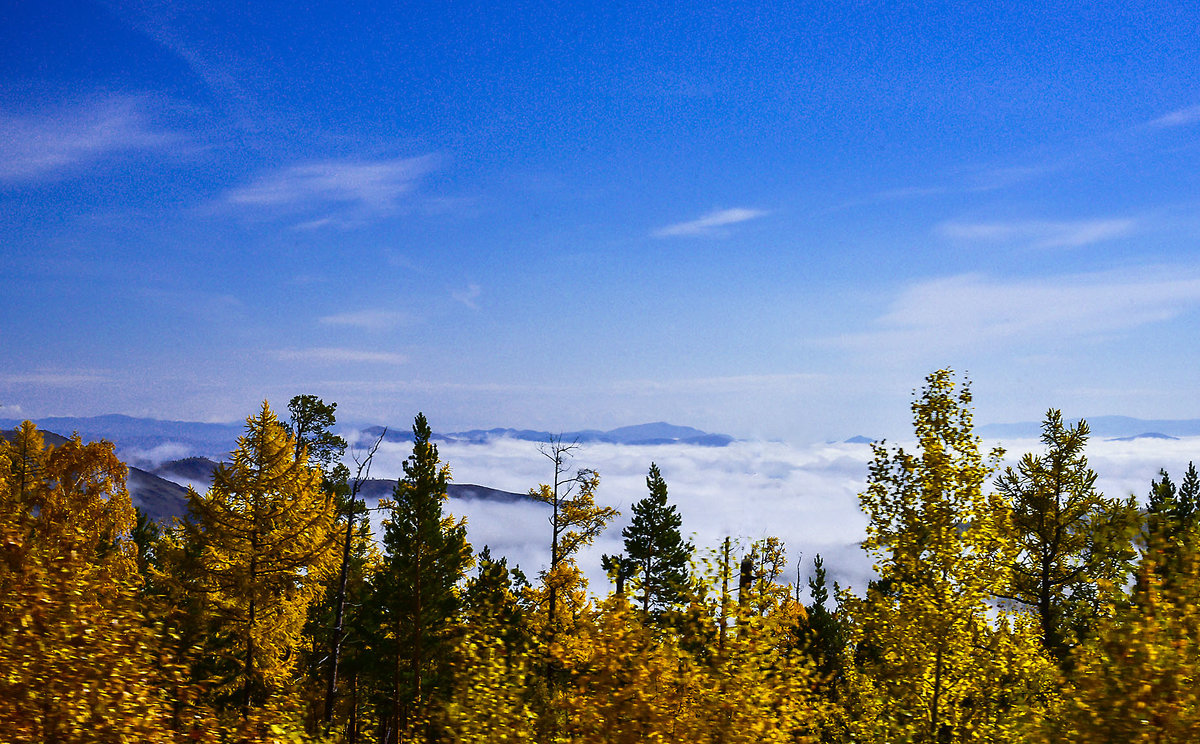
[994,409,1139,663]
[623,462,692,617]
[370,413,471,742]
[802,553,848,683]
[1139,463,1200,598]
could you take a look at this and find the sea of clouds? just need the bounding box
[353,433,1200,601]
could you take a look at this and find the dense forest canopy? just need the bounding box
[4,372,1200,742]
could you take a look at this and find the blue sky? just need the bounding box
[3,0,1200,441]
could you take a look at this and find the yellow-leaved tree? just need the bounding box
[845,370,1057,744]
[1045,551,1200,741]
[188,402,340,718]
[552,537,832,744]
[0,422,191,743]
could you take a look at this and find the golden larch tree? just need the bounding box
[189,402,340,714]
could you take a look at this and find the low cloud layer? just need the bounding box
[348,433,1200,599]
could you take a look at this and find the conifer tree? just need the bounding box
[370,413,471,743]
[801,553,848,687]
[994,410,1139,662]
[622,462,692,617]
[188,402,340,714]
[1142,463,1200,579]
[285,393,349,481]
[462,546,529,655]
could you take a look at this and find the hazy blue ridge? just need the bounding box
[980,417,1200,440]
[0,415,243,455]
[1107,432,1180,442]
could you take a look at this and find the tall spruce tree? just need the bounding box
[371,413,471,743]
[1139,462,1200,596]
[622,462,692,616]
[994,410,1139,663]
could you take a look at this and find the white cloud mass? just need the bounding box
[226,155,438,214]
[318,310,411,331]
[350,434,1200,598]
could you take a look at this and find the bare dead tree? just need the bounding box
[324,428,386,727]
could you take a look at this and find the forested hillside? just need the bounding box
[4,372,1200,743]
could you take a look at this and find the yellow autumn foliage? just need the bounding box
[188,402,341,710]
[0,422,199,743]
[1046,556,1200,743]
[845,371,1058,744]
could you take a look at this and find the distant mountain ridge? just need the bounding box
[355,420,733,448]
[0,428,530,524]
[979,416,1200,440]
[0,415,734,458]
[0,414,245,456]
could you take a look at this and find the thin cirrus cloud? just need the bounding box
[936,218,1135,248]
[452,284,481,309]
[318,310,412,331]
[272,347,407,364]
[1148,105,1200,128]
[0,96,173,182]
[0,370,114,386]
[843,270,1200,354]
[653,207,769,237]
[225,154,439,216]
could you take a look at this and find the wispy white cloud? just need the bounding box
[842,270,1200,354]
[609,372,826,396]
[0,370,113,385]
[653,207,769,237]
[937,218,1135,248]
[226,155,438,217]
[452,284,481,309]
[0,96,174,182]
[318,310,411,331]
[100,0,255,104]
[1149,105,1200,128]
[272,347,408,364]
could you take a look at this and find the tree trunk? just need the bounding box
[324,510,355,724]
